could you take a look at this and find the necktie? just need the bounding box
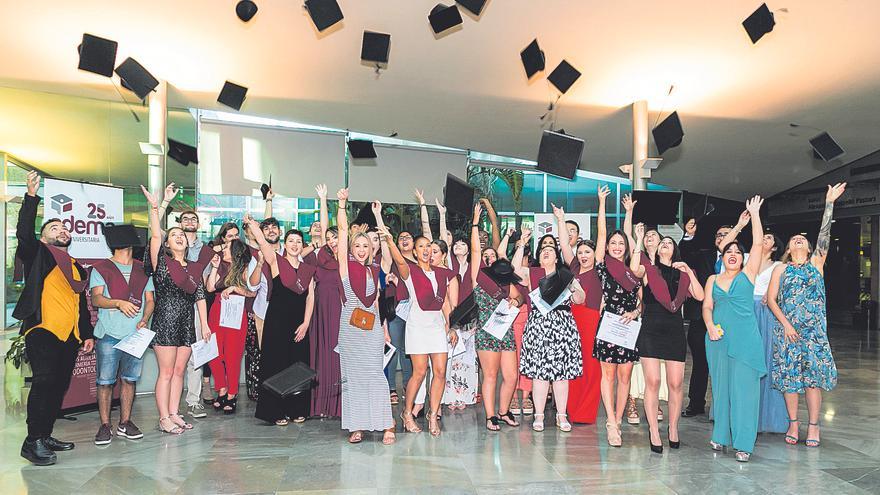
[714,254,722,274]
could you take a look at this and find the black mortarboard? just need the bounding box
[520,39,545,79]
[104,224,146,250]
[632,191,681,225]
[260,174,272,200]
[547,60,581,94]
[348,139,377,159]
[652,111,684,155]
[443,173,475,216]
[481,259,522,286]
[236,0,258,22]
[167,138,198,166]
[537,130,584,180]
[218,81,248,111]
[456,0,487,16]
[449,292,478,327]
[114,58,159,100]
[305,0,344,32]
[353,203,378,229]
[77,33,117,77]
[809,132,845,162]
[429,4,463,34]
[538,266,574,304]
[742,3,775,44]
[361,31,391,64]
[262,362,317,398]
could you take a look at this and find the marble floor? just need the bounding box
[1,324,879,495]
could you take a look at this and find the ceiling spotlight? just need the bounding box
[236,0,258,22]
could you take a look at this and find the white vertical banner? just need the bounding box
[532,213,591,251]
[42,178,124,259]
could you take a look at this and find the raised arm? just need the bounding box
[481,198,502,249]
[630,223,646,278]
[719,210,750,255]
[497,227,514,260]
[415,189,433,241]
[813,183,846,272]
[243,215,278,277]
[595,185,611,263]
[157,182,179,228]
[264,186,274,219]
[372,201,393,274]
[436,199,450,246]
[621,194,637,249]
[336,188,350,280]
[553,203,574,265]
[469,202,483,287]
[141,185,162,269]
[316,183,329,236]
[743,195,764,280]
[16,171,41,262]
[511,228,532,283]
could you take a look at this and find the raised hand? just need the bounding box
[597,184,611,202]
[435,198,447,215]
[520,228,532,244]
[140,185,158,207]
[684,218,697,237]
[414,189,425,205]
[506,227,516,237]
[826,182,846,203]
[371,200,383,216]
[163,182,179,202]
[376,225,392,241]
[634,223,645,240]
[26,170,40,197]
[336,188,349,202]
[315,183,328,199]
[551,203,565,220]
[736,210,751,228]
[621,194,636,212]
[745,195,763,215]
[210,253,221,268]
[266,187,275,201]
[472,202,483,223]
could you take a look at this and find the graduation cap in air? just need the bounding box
[443,173,475,216]
[742,3,776,44]
[429,4,463,34]
[236,0,258,22]
[809,132,845,162]
[547,60,581,94]
[262,362,317,398]
[348,139,377,159]
[304,0,344,32]
[218,81,248,111]
[537,130,584,180]
[520,39,545,79]
[115,57,159,100]
[104,224,146,250]
[481,259,522,286]
[77,33,118,77]
[260,175,272,200]
[538,266,574,304]
[353,202,378,230]
[167,138,198,166]
[361,31,391,65]
[449,291,477,327]
[652,111,684,155]
[456,0,487,16]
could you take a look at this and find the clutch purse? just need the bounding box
[350,307,376,330]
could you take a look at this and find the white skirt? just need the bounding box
[405,306,447,355]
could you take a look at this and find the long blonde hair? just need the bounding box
[349,232,375,266]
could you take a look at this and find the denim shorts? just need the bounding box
[96,336,144,385]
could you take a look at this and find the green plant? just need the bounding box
[5,334,28,369]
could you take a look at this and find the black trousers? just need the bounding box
[685,318,709,410]
[25,329,80,440]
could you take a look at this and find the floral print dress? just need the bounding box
[474,285,516,352]
[771,263,838,393]
[592,262,641,363]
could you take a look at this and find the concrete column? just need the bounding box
[148,81,167,200]
[632,100,648,191]
[871,215,879,329]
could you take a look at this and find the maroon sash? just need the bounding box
[347,255,379,307]
[641,257,690,313]
[45,245,88,293]
[451,256,474,303]
[391,259,415,302]
[475,259,507,300]
[604,256,640,291]
[410,265,454,311]
[276,253,315,295]
[570,258,601,310]
[529,267,547,291]
[317,245,339,271]
[190,242,217,277]
[165,254,201,295]
[92,259,150,305]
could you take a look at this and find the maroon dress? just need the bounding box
[307,247,343,417]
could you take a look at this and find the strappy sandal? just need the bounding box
[223,396,238,415]
[348,431,363,444]
[400,411,422,433]
[213,393,227,411]
[171,413,194,430]
[389,391,399,405]
[605,421,621,446]
[556,413,572,432]
[292,416,306,423]
[805,422,821,448]
[486,416,501,431]
[735,451,751,462]
[158,416,184,435]
[499,411,520,427]
[533,413,546,432]
[275,419,289,426]
[382,428,396,445]
[428,410,441,437]
[785,418,799,445]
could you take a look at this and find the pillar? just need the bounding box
[148,81,167,202]
[632,100,648,191]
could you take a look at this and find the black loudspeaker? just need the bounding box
[632,191,682,226]
[537,130,584,180]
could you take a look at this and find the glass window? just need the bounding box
[490,172,544,213]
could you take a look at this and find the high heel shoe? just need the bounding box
[785,418,799,445]
[427,410,441,437]
[223,396,237,415]
[667,426,680,449]
[606,421,621,447]
[805,421,821,448]
[400,411,421,433]
[709,440,726,452]
[649,438,663,454]
[213,393,227,411]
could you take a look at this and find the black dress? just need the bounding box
[255,274,311,422]
[637,263,687,362]
[593,262,640,363]
[147,254,206,347]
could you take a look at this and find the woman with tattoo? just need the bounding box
[766,183,845,448]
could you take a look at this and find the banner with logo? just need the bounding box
[42,178,124,260]
[532,213,591,252]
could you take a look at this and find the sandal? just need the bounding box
[486,416,501,431]
[805,422,821,448]
[382,428,396,445]
[556,413,572,432]
[735,451,751,462]
[158,416,184,435]
[213,393,227,411]
[785,418,799,445]
[223,396,238,415]
[625,396,640,425]
[390,391,399,405]
[428,411,441,437]
[275,419,289,426]
[170,413,193,430]
[533,413,546,432]
[348,431,363,444]
[522,395,534,415]
[292,416,306,423]
[400,411,422,433]
[510,396,521,415]
[606,421,621,447]
[499,411,520,427]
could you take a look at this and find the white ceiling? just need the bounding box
[1,0,879,200]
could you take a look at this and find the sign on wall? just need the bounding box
[42,178,124,259]
[532,213,591,251]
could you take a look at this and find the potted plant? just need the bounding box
[4,333,30,414]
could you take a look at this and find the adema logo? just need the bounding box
[50,194,74,215]
[538,221,553,235]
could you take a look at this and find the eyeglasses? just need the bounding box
[714,233,728,238]
[180,217,199,223]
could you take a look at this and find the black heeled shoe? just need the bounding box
[667,427,680,449]
[649,432,663,454]
[213,393,227,411]
[224,396,237,415]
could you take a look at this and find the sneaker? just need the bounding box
[188,403,208,419]
[626,396,640,425]
[117,420,144,440]
[95,423,113,445]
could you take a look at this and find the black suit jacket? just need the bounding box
[12,194,93,340]
[679,236,717,321]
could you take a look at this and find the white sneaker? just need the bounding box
[188,403,207,418]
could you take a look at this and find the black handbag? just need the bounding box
[379,288,397,324]
[449,292,478,328]
[262,362,317,398]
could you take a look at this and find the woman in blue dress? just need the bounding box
[701,195,767,462]
[766,183,845,448]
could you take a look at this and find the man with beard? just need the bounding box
[15,170,94,465]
